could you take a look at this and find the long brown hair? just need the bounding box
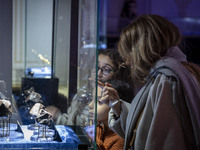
[118,14,181,83]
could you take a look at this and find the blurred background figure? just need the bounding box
[118,0,137,32]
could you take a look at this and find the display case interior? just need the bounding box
[6,0,99,149]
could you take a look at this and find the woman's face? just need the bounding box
[98,54,116,82]
[89,86,110,126]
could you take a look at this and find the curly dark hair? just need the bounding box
[98,49,132,84]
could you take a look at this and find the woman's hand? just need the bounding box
[98,81,119,104]
[98,81,121,116]
[101,85,119,104]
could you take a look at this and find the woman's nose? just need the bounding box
[98,69,103,78]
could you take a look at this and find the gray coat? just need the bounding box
[108,57,200,150]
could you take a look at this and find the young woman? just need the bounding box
[98,49,141,96]
[99,15,200,150]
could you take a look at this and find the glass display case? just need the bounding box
[2,0,99,149]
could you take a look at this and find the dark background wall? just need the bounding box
[0,0,13,99]
[102,0,200,65]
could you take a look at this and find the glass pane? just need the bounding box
[53,0,98,149]
[53,0,71,100]
[11,0,98,149]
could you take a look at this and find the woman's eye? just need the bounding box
[104,67,112,73]
[104,68,110,71]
